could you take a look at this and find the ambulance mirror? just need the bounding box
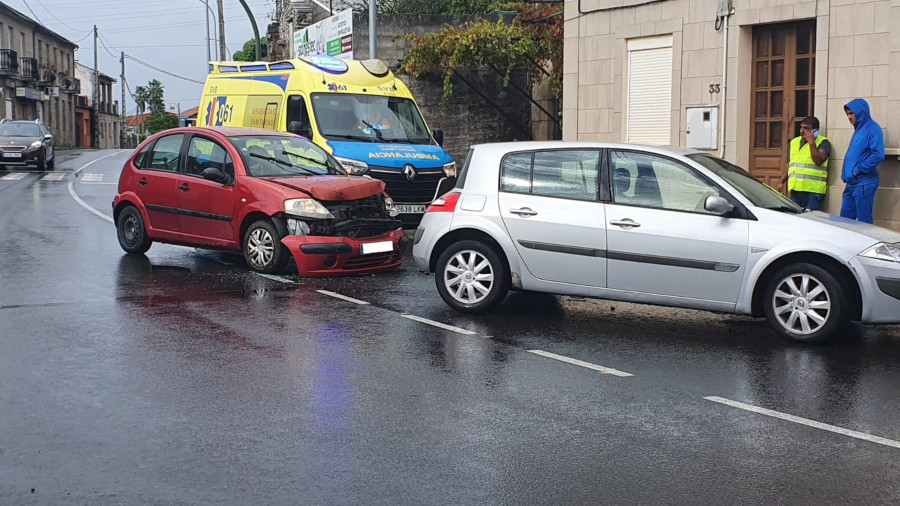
[432,128,444,146]
[289,121,312,139]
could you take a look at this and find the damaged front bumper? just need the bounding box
[280,228,409,277]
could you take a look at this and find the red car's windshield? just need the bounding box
[229,135,347,177]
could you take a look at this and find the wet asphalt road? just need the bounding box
[1,149,900,505]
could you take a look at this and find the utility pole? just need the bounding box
[120,51,125,149]
[204,0,212,66]
[217,0,226,62]
[369,0,376,59]
[93,25,99,149]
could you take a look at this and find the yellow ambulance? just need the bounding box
[199,56,456,227]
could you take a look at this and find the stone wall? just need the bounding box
[350,14,536,164]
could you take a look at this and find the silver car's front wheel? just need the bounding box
[435,240,509,313]
[763,262,848,344]
[771,273,831,335]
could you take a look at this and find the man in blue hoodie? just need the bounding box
[840,98,884,223]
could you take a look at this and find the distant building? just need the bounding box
[179,105,199,127]
[0,3,79,146]
[74,62,118,149]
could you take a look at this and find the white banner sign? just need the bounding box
[294,9,353,60]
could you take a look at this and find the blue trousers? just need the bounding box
[840,183,878,224]
[789,191,824,211]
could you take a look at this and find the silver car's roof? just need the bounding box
[470,141,706,158]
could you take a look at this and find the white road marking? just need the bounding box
[527,350,634,377]
[68,182,113,223]
[1,172,27,180]
[81,173,103,182]
[41,172,66,181]
[317,289,370,305]
[400,314,477,335]
[254,273,298,284]
[704,396,900,450]
[67,151,126,223]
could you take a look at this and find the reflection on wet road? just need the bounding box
[1,149,899,503]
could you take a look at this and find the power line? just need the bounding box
[70,29,94,44]
[96,32,119,60]
[20,0,44,26]
[34,0,87,33]
[124,55,205,85]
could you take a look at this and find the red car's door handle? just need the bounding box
[178,184,190,192]
[137,178,148,185]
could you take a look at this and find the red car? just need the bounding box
[113,127,407,276]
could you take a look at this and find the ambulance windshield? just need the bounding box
[311,94,433,144]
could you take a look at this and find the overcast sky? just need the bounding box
[8,0,277,116]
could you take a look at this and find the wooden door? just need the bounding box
[749,22,815,186]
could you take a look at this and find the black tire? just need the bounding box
[46,156,54,171]
[243,219,289,274]
[116,206,152,254]
[36,155,46,171]
[762,262,849,344]
[435,240,509,313]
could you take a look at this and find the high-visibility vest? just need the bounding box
[787,135,829,194]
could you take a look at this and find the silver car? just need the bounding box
[412,142,900,344]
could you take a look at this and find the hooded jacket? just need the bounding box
[841,98,884,186]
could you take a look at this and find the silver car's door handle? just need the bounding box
[510,208,538,217]
[610,218,641,228]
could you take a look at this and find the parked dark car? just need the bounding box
[113,126,408,275]
[0,119,54,170]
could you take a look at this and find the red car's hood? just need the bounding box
[259,176,386,201]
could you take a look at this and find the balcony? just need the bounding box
[38,66,56,84]
[19,57,38,81]
[0,49,18,75]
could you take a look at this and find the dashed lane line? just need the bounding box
[400,314,477,335]
[254,273,298,284]
[527,349,634,377]
[317,290,370,305]
[705,396,900,450]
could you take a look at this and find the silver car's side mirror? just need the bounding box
[705,195,734,216]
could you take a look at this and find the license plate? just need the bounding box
[395,204,425,214]
[360,240,393,255]
[2,152,22,158]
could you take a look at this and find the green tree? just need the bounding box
[147,79,166,115]
[348,0,502,14]
[399,3,563,103]
[143,112,179,134]
[232,38,267,61]
[134,85,149,115]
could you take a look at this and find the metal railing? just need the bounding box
[0,49,18,74]
[19,57,38,80]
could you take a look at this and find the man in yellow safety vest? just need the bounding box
[777,116,831,211]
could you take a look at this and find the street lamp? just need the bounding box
[197,0,219,63]
[169,103,182,126]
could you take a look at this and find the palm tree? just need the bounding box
[134,85,150,136]
[147,79,165,115]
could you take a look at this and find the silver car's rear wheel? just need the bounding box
[435,240,508,313]
[445,250,494,304]
[763,262,848,344]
